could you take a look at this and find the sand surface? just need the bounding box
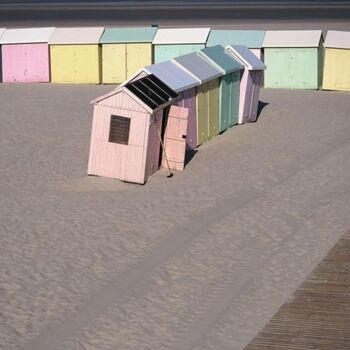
[0,84,350,350]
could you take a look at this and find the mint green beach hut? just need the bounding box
[263,30,323,89]
[206,30,265,60]
[153,28,210,63]
[100,27,157,83]
[199,45,243,132]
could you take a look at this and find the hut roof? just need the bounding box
[324,30,350,49]
[173,52,222,84]
[263,30,322,48]
[99,27,157,44]
[199,45,243,74]
[207,30,265,49]
[0,27,54,44]
[152,27,210,44]
[226,45,266,71]
[145,60,200,92]
[0,28,6,41]
[49,27,104,44]
[92,74,177,112]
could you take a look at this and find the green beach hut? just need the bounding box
[263,30,323,89]
[198,45,243,132]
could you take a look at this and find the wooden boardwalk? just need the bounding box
[245,231,350,350]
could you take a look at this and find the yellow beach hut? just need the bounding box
[49,27,104,84]
[100,27,157,84]
[322,30,350,92]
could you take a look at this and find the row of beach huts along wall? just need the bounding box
[0,27,349,91]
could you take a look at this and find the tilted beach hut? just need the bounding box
[153,28,210,63]
[0,27,54,83]
[199,45,243,132]
[263,30,323,89]
[88,74,187,184]
[226,45,266,124]
[173,52,223,145]
[49,27,104,84]
[322,30,350,92]
[0,28,6,82]
[100,27,157,84]
[206,30,265,60]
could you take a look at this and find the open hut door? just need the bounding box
[162,105,189,171]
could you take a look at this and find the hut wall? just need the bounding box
[88,92,150,184]
[264,47,319,89]
[322,48,350,91]
[208,79,220,139]
[154,44,204,63]
[50,44,101,83]
[2,43,50,82]
[102,43,153,83]
[175,88,197,150]
[145,110,163,180]
[0,46,2,82]
[196,83,209,146]
[251,48,262,60]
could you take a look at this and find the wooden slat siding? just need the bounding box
[245,231,350,350]
[175,88,197,150]
[243,71,255,124]
[87,90,150,184]
[248,71,262,123]
[145,110,163,180]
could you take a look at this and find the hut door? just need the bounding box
[162,105,189,171]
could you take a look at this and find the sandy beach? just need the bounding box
[0,82,349,350]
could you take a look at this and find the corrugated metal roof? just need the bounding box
[207,30,265,49]
[226,45,266,71]
[145,60,200,92]
[263,30,322,48]
[49,27,104,44]
[199,45,243,74]
[324,30,350,49]
[152,28,210,44]
[0,27,54,44]
[173,52,222,84]
[125,74,178,110]
[99,27,157,44]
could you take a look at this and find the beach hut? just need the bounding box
[0,27,54,83]
[263,30,323,89]
[88,74,189,184]
[322,31,350,92]
[153,28,210,63]
[198,45,243,132]
[226,45,266,124]
[206,30,265,60]
[0,28,5,81]
[173,52,222,145]
[49,27,104,84]
[100,27,157,84]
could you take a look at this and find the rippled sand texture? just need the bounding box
[0,84,350,350]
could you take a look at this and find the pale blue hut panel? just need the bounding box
[154,44,205,63]
[173,52,222,84]
[145,60,200,92]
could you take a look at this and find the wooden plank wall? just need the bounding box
[245,231,350,350]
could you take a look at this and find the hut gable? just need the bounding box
[152,28,210,44]
[207,30,265,49]
[324,30,350,49]
[263,30,323,48]
[0,27,54,44]
[100,27,157,43]
[226,45,266,71]
[49,27,104,44]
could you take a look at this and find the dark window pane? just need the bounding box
[109,115,131,145]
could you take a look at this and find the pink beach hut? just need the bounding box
[0,27,54,83]
[0,28,5,81]
[226,45,266,124]
[88,74,189,184]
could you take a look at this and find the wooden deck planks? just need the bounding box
[245,231,350,350]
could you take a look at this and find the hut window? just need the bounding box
[109,115,130,145]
